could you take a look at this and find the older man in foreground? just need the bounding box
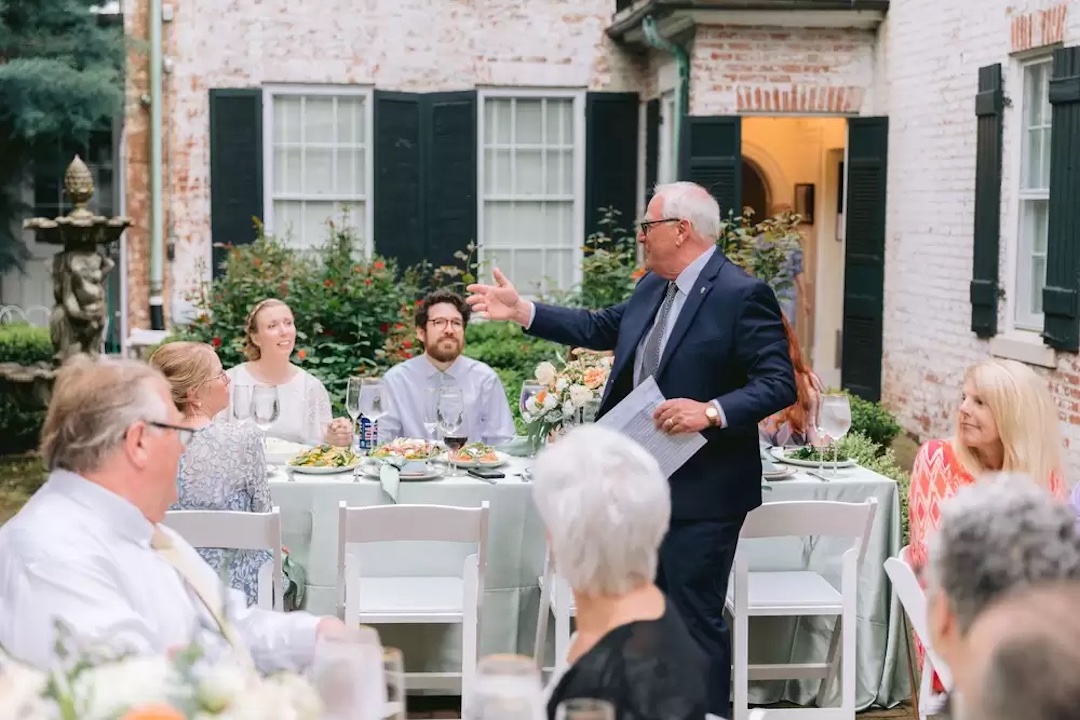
[0,355,345,671]
[924,474,1080,717]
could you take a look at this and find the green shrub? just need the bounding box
[836,431,912,543]
[846,392,903,448]
[0,324,52,454]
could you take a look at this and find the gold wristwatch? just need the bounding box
[704,405,719,427]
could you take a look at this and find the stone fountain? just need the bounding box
[0,156,131,419]
[23,154,131,362]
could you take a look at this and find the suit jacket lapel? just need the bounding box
[599,278,667,410]
[656,250,728,379]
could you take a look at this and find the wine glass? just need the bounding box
[818,394,852,476]
[519,381,545,424]
[359,378,387,447]
[556,699,615,720]
[581,398,601,424]
[383,646,406,720]
[438,388,466,475]
[422,387,440,441]
[309,626,384,720]
[232,384,253,424]
[345,377,363,450]
[468,654,545,720]
[251,384,280,444]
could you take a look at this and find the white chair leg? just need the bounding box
[820,615,843,705]
[841,554,857,717]
[257,561,273,610]
[462,555,480,719]
[733,608,750,720]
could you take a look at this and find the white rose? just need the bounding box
[541,391,558,411]
[568,384,592,408]
[196,661,252,713]
[72,656,177,720]
[562,400,575,418]
[534,362,556,386]
[555,377,568,393]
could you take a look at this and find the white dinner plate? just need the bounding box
[769,446,856,469]
[358,463,445,481]
[763,466,797,480]
[287,463,361,475]
[439,450,510,469]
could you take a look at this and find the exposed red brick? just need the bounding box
[1010,3,1068,53]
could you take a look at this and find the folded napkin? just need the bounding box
[379,458,403,503]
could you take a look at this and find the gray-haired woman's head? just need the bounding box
[531,425,670,596]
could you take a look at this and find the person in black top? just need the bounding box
[531,425,710,720]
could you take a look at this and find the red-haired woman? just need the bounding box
[758,313,822,447]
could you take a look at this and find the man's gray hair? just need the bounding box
[926,472,1080,633]
[654,181,721,241]
[531,425,670,596]
[40,355,171,475]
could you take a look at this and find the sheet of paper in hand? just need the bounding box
[597,376,707,478]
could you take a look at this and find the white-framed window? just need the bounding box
[1014,58,1053,331]
[262,85,374,252]
[477,89,585,295]
[658,92,678,185]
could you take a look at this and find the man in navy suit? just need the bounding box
[467,181,796,715]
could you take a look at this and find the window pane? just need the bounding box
[274,96,302,143]
[486,149,511,194]
[304,97,335,143]
[336,97,362,145]
[1024,63,1044,127]
[513,248,545,294]
[514,149,544,195]
[1030,256,1046,314]
[304,148,334,194]
[274,147,302,194]
[489,99,511,144]
[1017,198,1049,325]
[337,148,361,195]
[545,248,577,290]
[515,100,544,145]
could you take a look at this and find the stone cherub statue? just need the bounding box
[49,247,115,361]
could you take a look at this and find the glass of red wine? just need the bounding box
[437,387,466,475]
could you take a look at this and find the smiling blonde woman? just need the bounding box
[907,357,1066,696]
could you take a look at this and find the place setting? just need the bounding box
[765,393,854,482]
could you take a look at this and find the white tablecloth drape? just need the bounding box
[268,459,909,709]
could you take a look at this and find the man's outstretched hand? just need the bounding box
[465,269,532,326]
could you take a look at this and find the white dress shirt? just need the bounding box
[379,354,515,444]
[0,470,321,672]
[222,364,333,446]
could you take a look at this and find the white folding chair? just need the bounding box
[884,545,953,719]
[726,498,878,720]
[337,501,489,715]
[163,506,284,610]
[533,546,576,679]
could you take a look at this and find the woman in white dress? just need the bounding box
[225,298,353,447]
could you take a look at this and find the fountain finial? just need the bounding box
[63,155,95,219]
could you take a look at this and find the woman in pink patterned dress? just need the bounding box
[908,358,1066,690]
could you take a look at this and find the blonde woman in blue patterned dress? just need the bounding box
[149,340,272,606]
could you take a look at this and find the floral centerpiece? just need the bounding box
[0,625,322,720]
[523,348,614,448]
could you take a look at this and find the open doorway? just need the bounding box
[740,116,848,388]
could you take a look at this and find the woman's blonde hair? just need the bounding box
[242,298,290,361]
[148,341,219,414]
[950,359,1062,490]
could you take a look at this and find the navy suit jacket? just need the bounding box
[527,250,797,520]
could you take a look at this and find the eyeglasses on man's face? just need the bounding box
[428,318,464,331]
[637,218,681,235]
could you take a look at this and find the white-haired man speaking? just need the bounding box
[0,355,346,671]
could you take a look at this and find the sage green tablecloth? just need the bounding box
[268,460,909,710]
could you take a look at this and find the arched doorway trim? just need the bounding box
[741,140,791,213]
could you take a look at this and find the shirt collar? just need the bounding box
[674,245,717,296]
[423,353,463,382]
[47,469,156,547]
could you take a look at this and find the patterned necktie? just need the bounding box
[151,527,255,669]
[639,282,678,384]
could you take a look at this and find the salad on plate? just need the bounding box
[370,438,441,461]
[288,444,359,469]
[446,441,503,465]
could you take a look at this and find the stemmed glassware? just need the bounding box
[345,377,363,451]
[817,394,852,476]
[232,384,253,424]
[422,387,440,442]
[359,377,387,450]
[437,387,466,475]
[251,384,280,446]
[519,380,545,456]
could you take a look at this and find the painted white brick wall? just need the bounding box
[882,0,1080,477]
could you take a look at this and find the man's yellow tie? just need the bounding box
[151,526,256,670]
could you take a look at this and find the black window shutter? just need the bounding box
[585,92,640,240]
[426,92,477,270]
[373,91,424,270]
[841,117,889,402]
[682,116,742,219]
[209,89,263,277]
[644,98,660,208]
[1042,46,1080,352]
[971,64,1004,338]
